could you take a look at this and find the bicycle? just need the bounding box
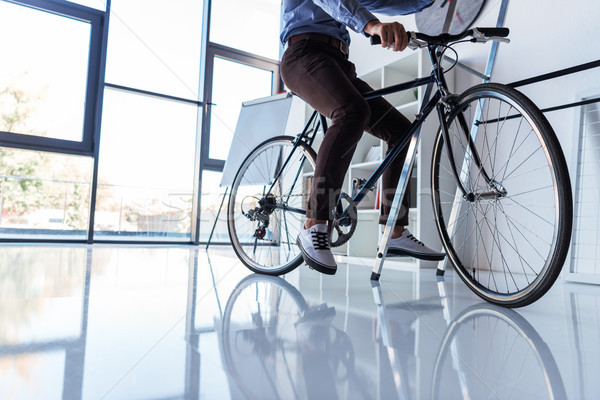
[227,27,573,308]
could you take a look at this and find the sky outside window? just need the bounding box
[210,0,281,60]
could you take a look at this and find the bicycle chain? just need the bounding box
[249,193,358,247]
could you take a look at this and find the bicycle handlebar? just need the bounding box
[370,27,510,49]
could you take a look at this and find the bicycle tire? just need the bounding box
[431,304,567,400]
[431,83,573,307]
[221,274,309,400]
[228,135,317,275]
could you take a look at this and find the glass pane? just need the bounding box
[0,148,92,239]
[199,170,228,243]
[209,57,272,160]
[0,2,91,141]
[95,89,197,241]
[106,0,203,99]
[210,0,281,60]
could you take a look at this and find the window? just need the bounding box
[0,0,280,243]
[0,2,91,142]
[94,89,197,241]
[208,57,273,160]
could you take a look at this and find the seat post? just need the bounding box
[371,131,420,281]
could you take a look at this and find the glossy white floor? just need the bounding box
[0,245,598,400]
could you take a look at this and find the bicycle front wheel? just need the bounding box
[431,304,566,399]
[228,136,316,275]
[431,83,573,307]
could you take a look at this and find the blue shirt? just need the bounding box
[281,0,434,45]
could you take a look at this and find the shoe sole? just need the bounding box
[296,237,337,275]
[387,248,446,261]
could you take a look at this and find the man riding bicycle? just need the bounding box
[281,0,446,275]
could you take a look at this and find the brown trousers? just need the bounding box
[280,36,412,226]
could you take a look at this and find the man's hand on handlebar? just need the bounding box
[363,20,408,52]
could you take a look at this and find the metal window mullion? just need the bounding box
[86,0,111,243]
[207,42,281,71]
[203,159,226,171]
[0,135,93,156]
[103,83,203,106]
[191,0,213,244]
[7,0,105,18]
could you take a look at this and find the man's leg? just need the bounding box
[352,77,445,260]
[281,41,370,225]
[280,40,371,273]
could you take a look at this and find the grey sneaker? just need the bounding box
[387,229,446,261]
[296,223,337,275]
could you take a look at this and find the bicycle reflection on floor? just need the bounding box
[373,278,567,400]
[217,273,566,400]
[219,274,371,400]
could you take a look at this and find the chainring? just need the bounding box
[330,192,358,248]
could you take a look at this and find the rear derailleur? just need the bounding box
[243,194,277,239]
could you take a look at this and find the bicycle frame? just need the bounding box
[266,44,491,220]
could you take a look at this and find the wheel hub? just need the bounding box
[465,180,507,202]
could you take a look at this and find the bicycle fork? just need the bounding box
[435,99,497,276]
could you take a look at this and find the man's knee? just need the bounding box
[332,98,371,129]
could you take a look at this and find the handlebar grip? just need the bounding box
[370,32,411,46]
[370,35,382,45]
[476,27,509,38]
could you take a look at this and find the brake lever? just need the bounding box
[490,37,511,43]
[407,32,427,50]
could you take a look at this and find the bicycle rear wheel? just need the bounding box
[228,136,316,275]
[221,275,308,399]
[431,83,573,307]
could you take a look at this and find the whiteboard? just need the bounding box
[219,92,293,187]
